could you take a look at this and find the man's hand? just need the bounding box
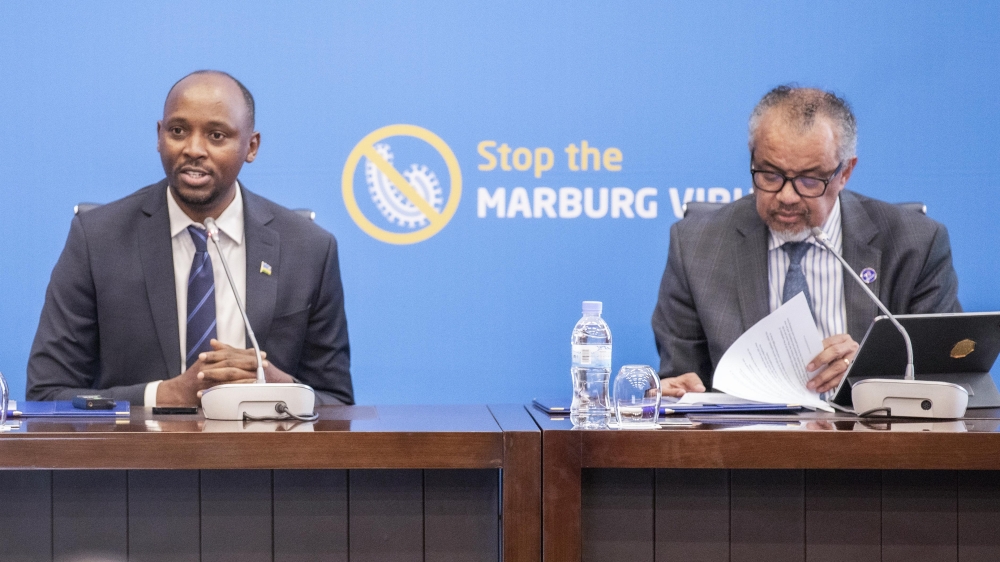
[806,333,860,394]
[261,359,295,385]
[196,340,266,386]
[158,340,299,404]
[660,372,706,398]
[194,340,296,397]
[156,356,208,406]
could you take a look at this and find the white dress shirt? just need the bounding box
[144,185,248,406]
[767,197,847,340]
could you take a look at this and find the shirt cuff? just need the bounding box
[144,380,162,407]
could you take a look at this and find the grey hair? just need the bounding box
[748,85,857,161]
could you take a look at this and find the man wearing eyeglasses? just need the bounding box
[652,85,961,397]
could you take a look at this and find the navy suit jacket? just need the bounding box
[27,180,353,405]
[652,190,961,389]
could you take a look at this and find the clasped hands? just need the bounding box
[156,339,294,406]
[661,333,860,397]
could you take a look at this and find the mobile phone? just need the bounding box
[72,395,116,410]
[152,406,199,415]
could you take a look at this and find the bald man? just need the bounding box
[28,71,353,406]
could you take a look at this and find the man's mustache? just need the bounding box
[771,205,809,215]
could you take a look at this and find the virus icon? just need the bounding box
[364,143,444,228]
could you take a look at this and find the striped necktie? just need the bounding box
[186,225,217,365]
[781,241,813,313]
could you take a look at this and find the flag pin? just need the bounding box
[260,261,272,276]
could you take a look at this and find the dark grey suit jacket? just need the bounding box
[27,180,354,405]
[652,190,961,389]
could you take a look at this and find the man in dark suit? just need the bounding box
[652,86,960,397]
[27,70,353,406]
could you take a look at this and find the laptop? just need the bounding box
[830,312,1000,409]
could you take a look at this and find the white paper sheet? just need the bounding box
[711,293,833,412]
[669,392,766,406]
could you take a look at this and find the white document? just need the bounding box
[670,392,765,406]
[711,293,833,412]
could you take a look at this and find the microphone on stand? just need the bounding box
[198,218,317,422]
[810,227,967,418]
[811,227,915,380]
[203,218,266,385]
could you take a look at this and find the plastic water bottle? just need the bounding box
[570,301,612,428]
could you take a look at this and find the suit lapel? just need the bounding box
[138,180,181,376]
[735,199,771,332]
[839,191,881,342]
[242,185,279,348]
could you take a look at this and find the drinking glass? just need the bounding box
[613,365,660,429]
[0,371,8,429]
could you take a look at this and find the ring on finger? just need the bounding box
[842,357,851,368]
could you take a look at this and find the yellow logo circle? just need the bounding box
[341,124,462,244]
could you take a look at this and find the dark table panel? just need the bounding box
[129,469,201,562]
[0,471,51,561]
[489,404,542,562]
[273,469,348,562]
[52,470,128,561]
[0,404,540,562]
[528,406,1000,562]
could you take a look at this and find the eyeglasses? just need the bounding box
[750,160,844,198]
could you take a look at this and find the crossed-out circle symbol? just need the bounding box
[341,124,462,245]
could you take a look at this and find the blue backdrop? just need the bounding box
[1,1,998,404]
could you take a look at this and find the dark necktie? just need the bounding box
[186,225,217,365]
[781,241,813,312]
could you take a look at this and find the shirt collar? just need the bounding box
[768,196,841,251]
[167,182,245,245]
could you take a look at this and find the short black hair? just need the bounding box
[166,70,255,129]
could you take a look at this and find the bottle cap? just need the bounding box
[582,301,602,314]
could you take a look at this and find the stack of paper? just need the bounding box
[711,293,833,412]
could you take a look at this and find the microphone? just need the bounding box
[810,227,967,418]
[204,218,266,384]
[197,218,317,422]
[810,227,914,380]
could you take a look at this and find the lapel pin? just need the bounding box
[260,261,272,276]
[860,267,876,284]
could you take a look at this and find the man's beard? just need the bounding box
[171,179,228,209]
[766,205,813,240]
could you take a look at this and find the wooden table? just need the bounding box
[0,404,540,562]
[529,408,1000,562]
